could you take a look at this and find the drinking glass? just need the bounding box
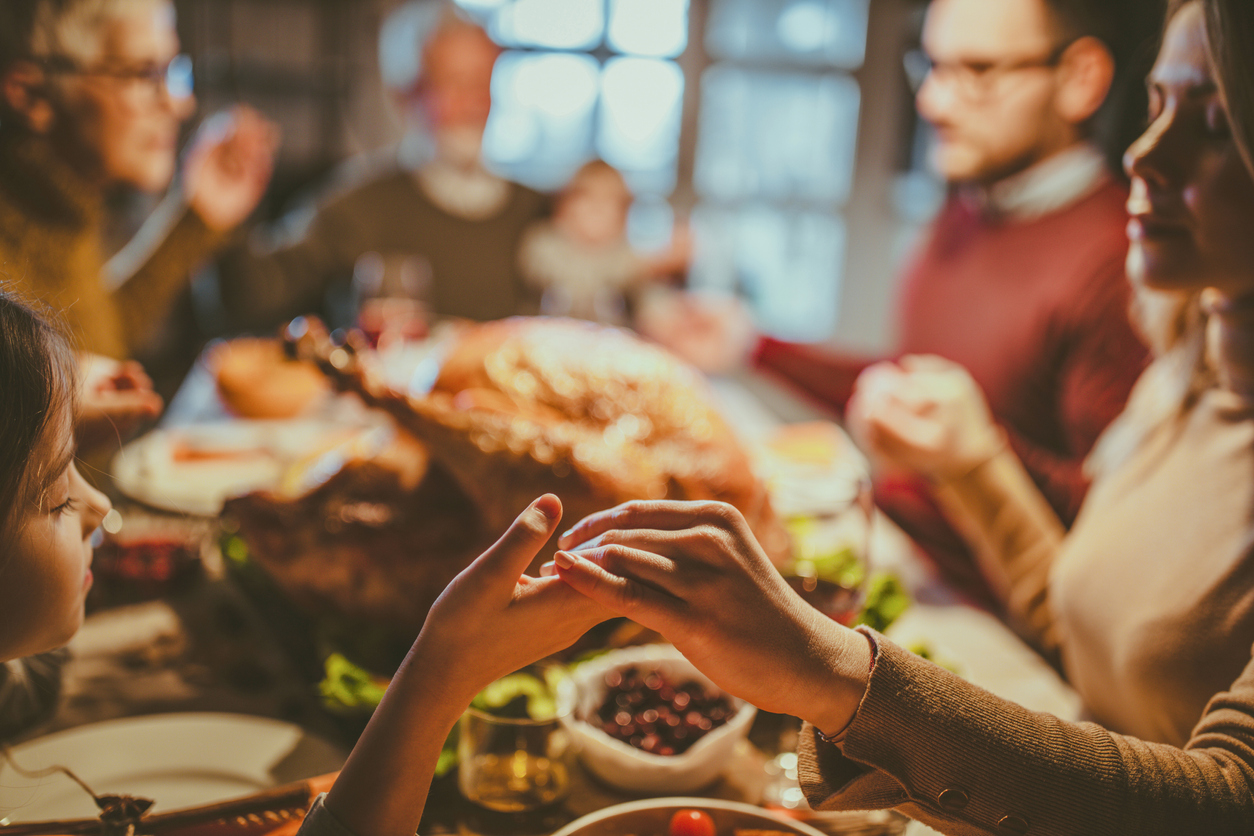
[762,423,873,625]
[457,707,573,812]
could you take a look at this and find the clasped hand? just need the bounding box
[846,355,1005,482]
[548,500,873,739]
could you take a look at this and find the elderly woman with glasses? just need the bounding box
[0,0,275,363]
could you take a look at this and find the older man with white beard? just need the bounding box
[216,3,549,330]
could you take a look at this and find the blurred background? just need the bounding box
[162,0,937,350]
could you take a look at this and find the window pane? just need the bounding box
[490,0,605,51]
[706,0,869,69]
[691,204,845,340]
[607,0,689,58]
[598,57,683,194]
[454,0,509,14]
[695,67,860,205]
[483,51,599,189]
[628,195,676,251]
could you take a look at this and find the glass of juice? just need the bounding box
[458,669,573,813]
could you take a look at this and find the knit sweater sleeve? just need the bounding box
[931,449,1067,660]
[107,201,226,354]
[750,336,879,416]
[797,635,1254,835]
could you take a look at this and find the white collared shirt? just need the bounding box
[979,143,1110,222]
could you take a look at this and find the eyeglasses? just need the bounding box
[903,42,1072,102]
[36,54,194,101]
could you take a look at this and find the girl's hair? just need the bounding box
[0,288,77,540]
[1089,0,1254,477]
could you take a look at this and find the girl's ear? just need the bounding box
[1,61,56,134]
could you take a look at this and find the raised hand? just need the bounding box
[183,106,279,232]
[551,500,872,738]
[846,354,1006,481]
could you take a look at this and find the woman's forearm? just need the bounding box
[932,448,1067,657]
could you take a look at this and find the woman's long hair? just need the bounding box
[0,287,76,540]
[1205,0,1254,173]
[1087,0,1236,478]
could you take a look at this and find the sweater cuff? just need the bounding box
[296,793,359,836]
[812,635,1122,835]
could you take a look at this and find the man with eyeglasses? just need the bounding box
[755,0,1156,609]
[0,0,276,366]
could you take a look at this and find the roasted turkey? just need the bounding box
[225,317,789,641]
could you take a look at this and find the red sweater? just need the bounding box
[755,181,1149,606]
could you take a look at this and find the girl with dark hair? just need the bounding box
[0,288,106,738]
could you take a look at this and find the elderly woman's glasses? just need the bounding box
[37,54,194,101]
[903,42,1072,102]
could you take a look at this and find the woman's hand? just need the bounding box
[75,354,163,455]
[551,500,872,737]
[184,106,279,232]
[846,355,1005,481]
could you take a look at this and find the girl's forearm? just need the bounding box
[322,639,477,836]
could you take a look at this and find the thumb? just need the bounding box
[474,494,563,585]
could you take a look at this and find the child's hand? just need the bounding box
[412,494,614,704]
[325,495,613,836]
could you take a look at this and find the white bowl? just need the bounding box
[559,645,756,794]
[551,797,829,836]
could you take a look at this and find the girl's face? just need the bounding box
[1124,2,1254,297]
[0,417,110,662]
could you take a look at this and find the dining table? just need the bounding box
[6,345,1081,836]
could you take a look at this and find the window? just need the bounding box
[458,0,870,340]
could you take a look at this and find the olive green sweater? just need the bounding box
[797,306,1254,833]
[0,129,221,358]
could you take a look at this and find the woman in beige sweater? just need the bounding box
[551,1,1254,832]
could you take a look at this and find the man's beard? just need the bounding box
[435,125,485,171]
[417,125,510,219]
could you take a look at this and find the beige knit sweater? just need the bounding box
[0,129,221,358]
[798,306,1254,834]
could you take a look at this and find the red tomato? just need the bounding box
[668,809,716,836]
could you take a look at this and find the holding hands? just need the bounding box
[551,500,873,739]
[846,355,1005,482]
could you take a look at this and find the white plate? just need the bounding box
[111,420,390,517]
[0,713,346,822]
[551,797,830,836]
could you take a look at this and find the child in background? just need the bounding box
[519,160,689,325]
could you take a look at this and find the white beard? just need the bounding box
[414,127,511,220]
